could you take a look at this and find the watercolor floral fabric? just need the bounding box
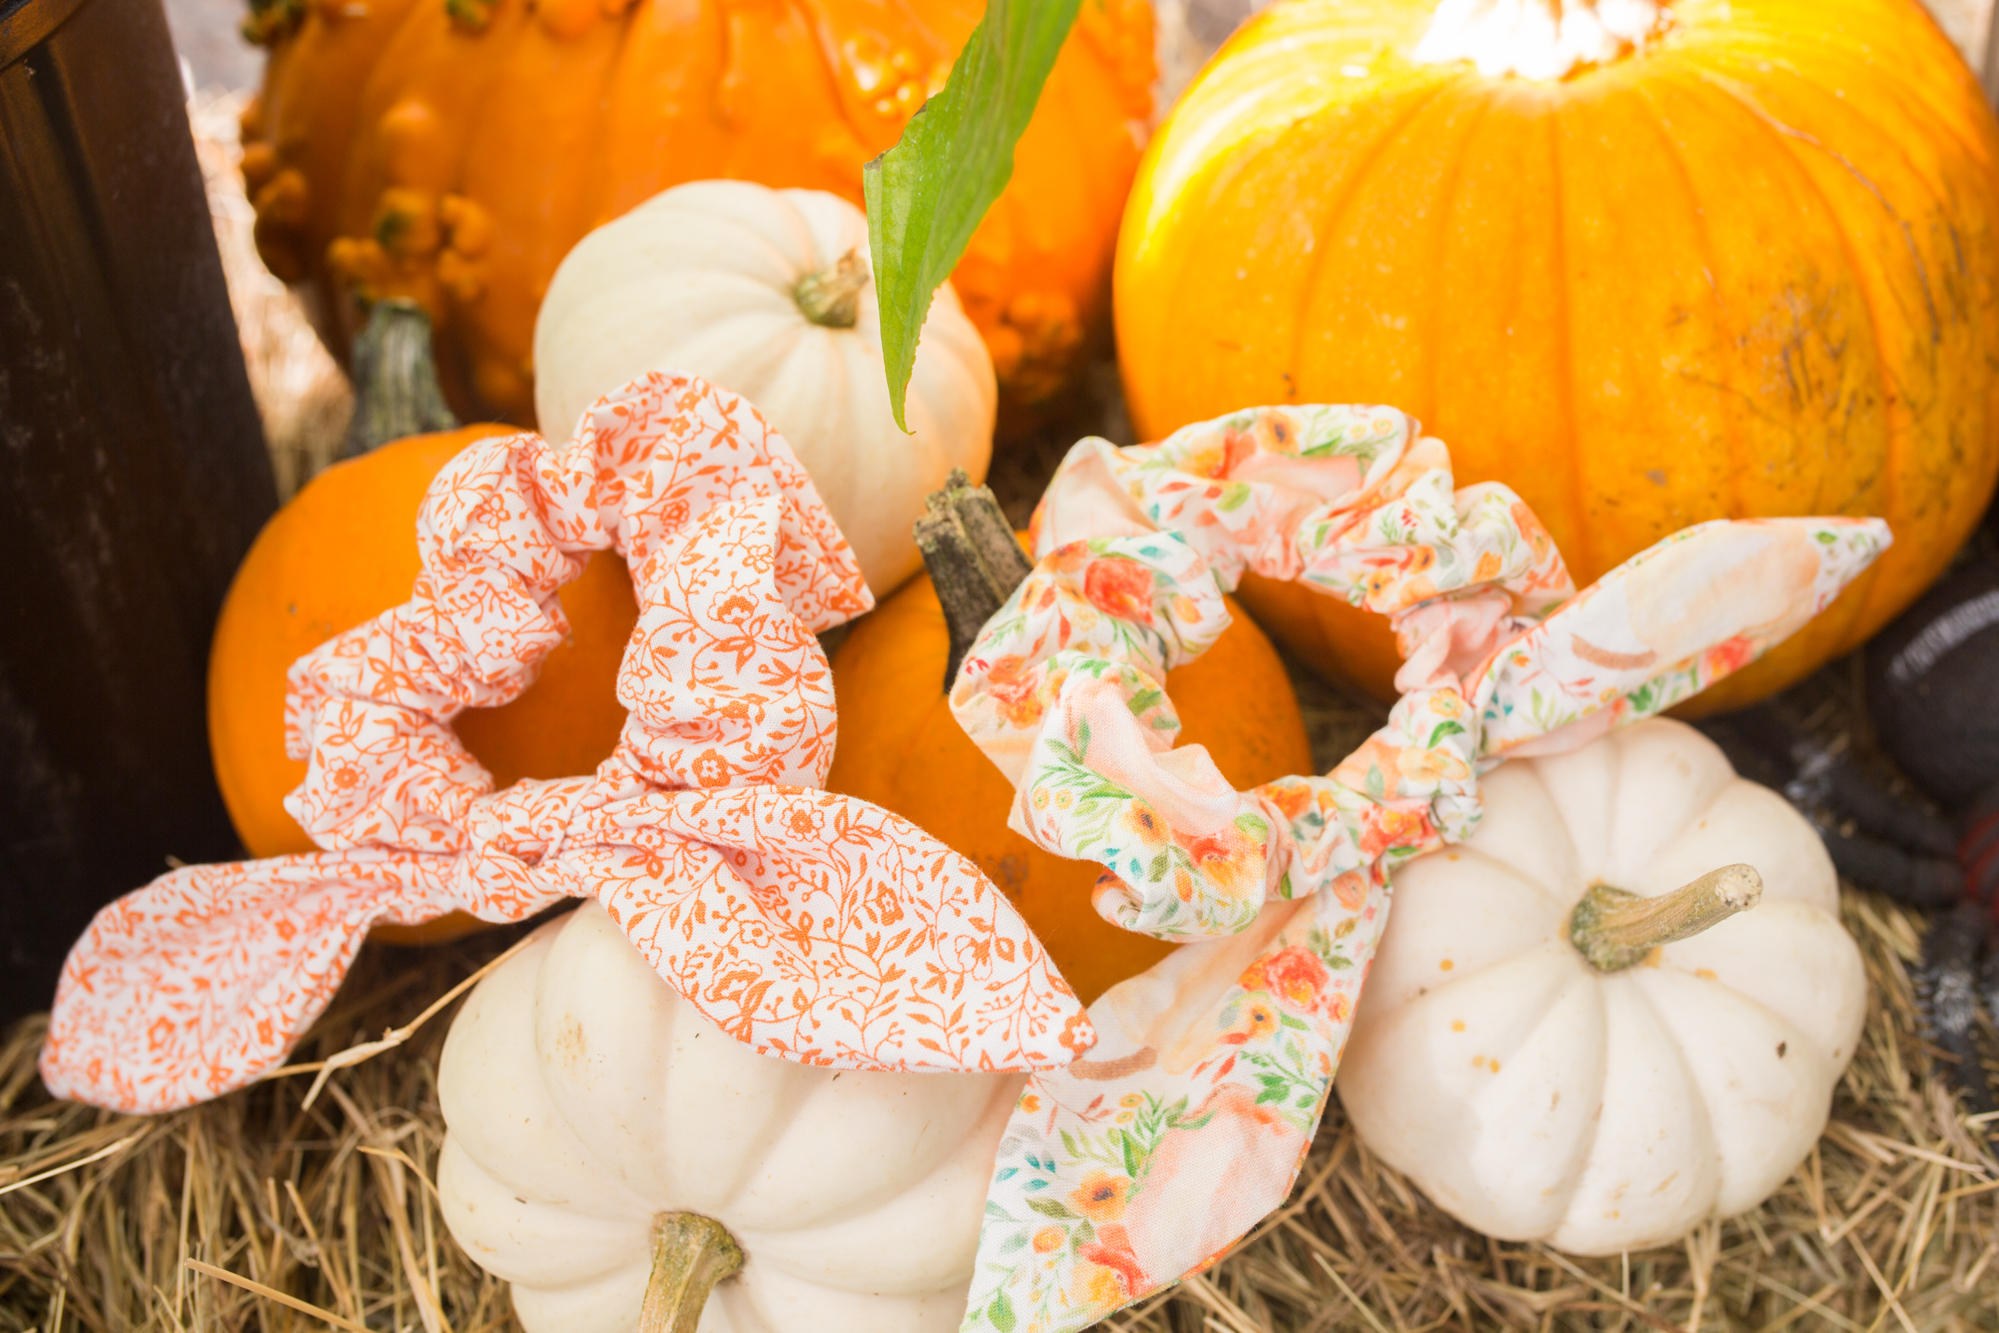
[37,383,1888,1333]
[955,406,1889,1332]
[40,374,1089,1115]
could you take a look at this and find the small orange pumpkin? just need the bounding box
[240,0,1155,424]
[825,480,1313,1004]
[208,425,637,939]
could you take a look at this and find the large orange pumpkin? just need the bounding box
[240,0,1154,425]
[209,427,638,863]
[825,492,1314,1004]
[1117,0,1999,709]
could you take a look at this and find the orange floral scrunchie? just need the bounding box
[40,374,1089,1114]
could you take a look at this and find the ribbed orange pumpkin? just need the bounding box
[1117,0,1999,709]
[209,427,637,865]
[825,517,1314,1005]
[240,0,1154,425]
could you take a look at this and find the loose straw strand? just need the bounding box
[271,929,539,1110]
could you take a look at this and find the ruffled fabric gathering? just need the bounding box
[952,405,1890,1332]
[40,374,1089,1116]
[34,381,1890,1333]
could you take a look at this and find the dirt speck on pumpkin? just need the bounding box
[556,1013,586,1068]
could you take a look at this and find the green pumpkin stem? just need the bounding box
[915,469,1034,691]
[792,249,871,329]
[636,1213,744,1333]
[342,298,458,458]
[1568,864,1763,973]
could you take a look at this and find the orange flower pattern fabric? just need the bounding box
[958,406,1889,1332]
[36,385,1889,1330]
[39,374,1087,1115]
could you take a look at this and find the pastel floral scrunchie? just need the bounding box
[39,373,1090,1114]
[950,404,1889,1333]
[37,380,1888,1333]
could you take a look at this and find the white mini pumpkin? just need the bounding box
[532,181,997,596]
[437,901,1021,1333]
[1336,718,1865,1255]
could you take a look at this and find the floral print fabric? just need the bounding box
[40,374,1088,1115]
[957,406,1890,1332]
[37,383,1889,1331]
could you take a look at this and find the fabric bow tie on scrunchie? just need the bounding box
[39,373,1090,1115]
[950,404,1890,1333]
[37,375,1890,1333]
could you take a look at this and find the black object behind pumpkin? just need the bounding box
[0,0,275,1023]
[1865,563,1999,811]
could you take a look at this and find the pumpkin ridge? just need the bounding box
[1283,79,1458,407]
[1550,969,1614,1211]
[1631,78,1748,529]
[1793,0,1990,164]
[583,15,647,293]
[1701,71,1906,592]
[1734,18,1986,176]
[1556,979,1722,1241]
[722,1081,1017,1269]
[1423,88,1499,423]
[668,209,828,281]
[1449,841,1580,919]
[1743,73,1946,346]
[1622,966,1822,1198]
[1666,70,1917,675]
[1733,45,1997,512]
[1633,939,1824,1057]
[1548,111,1593,577]
[1631,963,1823,1143]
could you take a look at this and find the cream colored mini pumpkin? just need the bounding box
[1336,718,1865,1255]
[437,902,1021,1333]
[532,181,997,596]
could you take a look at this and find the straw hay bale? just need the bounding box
[4,673,1993,1330]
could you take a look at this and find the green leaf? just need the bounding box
[1427,720,1466,748]
[863,0,1083,428]
[988,1290,1017,1333]
[1026,1196,1080,1220]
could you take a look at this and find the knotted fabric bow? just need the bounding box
[40,374,1088,1114]
[954,405,1890,1332]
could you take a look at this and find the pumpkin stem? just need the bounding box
[793,248,872,329]
[636,1212,744,1333]
[915,469,1034,689]
[342,298,458,457]
[1568,864,1763,972]
[1413,0,1665,81]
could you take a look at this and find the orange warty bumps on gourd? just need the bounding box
[240,0,1154,424]
[1117,0,1999,709]
[208,428,636,866]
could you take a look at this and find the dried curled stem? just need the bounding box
[792,248,872,329]
[343,298,457,457]
[637,1212,745,1333]
[1568,864,1763,973]
[914,469,1034,689]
